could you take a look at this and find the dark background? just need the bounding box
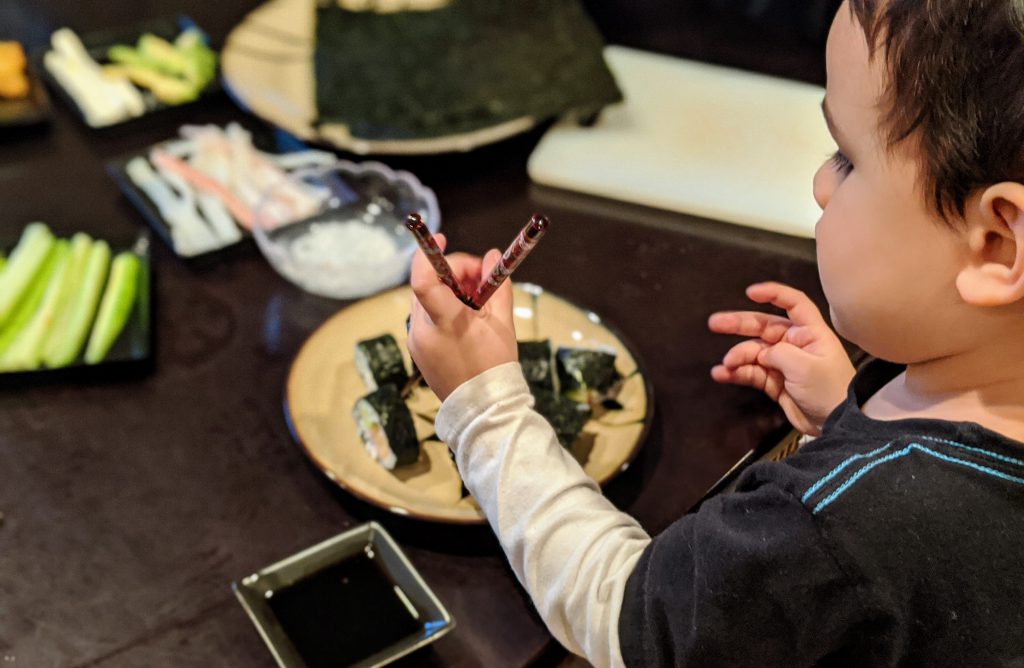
[2,0,842,83]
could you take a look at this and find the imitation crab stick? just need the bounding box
[149,148,255,229]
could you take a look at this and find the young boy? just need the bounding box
[407,1,1024,665]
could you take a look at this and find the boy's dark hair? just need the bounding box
[848,0,1024,221]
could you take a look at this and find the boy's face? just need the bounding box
[813,2,967,363]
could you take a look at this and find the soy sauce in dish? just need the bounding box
[268,549,421,667]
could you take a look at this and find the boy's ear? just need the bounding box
[956,182,1024,307]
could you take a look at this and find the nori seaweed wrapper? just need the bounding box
[314,0,622,140]
[355,334,409,391]
[556,347,622,403]
[353,384,419,467]
[518,339,554,392]
[531,387,591,448]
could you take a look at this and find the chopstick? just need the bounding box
[405,212,550,309]
[405,213,477,308]
[474,213,549,307]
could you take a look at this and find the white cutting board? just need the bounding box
[527,46,834,238]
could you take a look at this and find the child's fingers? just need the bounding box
[783,325,817,348]
[777,393,816,435]
[721,339,770,369]
[745,282,827,328]
[480,248,515,315]
[708,311,792,342]
[410,235,458,316]
[711,363,764,387]
[711,364,786,401]
[757,340,812,377]
[481,247,502,276]
[406,295,429,361]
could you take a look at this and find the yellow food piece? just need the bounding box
[0,42,29,99]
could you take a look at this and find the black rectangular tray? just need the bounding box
[0,231,154,387]
[106,124,319,264]
[31,15,220,130]
[0,60,51,128]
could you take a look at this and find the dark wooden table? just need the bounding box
[0,2,831,666]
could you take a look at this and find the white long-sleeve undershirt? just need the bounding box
[435,362,652,668]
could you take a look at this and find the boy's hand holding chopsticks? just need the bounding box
[406,213,549,400]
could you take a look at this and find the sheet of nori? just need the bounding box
[314,0,622,140]
[530,387,591,448]
[556,347,621,395]
[357,384,419,466]
[356,334,409,390]
[518,339,554,392]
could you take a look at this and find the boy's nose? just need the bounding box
[813,161,837,210]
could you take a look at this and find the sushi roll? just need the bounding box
[556,346,623,405]
[353,384,419,469]
[531,387,592,448]
[518,339,554,391]
[354,334,409,392]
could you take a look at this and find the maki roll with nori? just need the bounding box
[353,385,419,469]
[518,339,554,391]
[556,347,623,405]
[355,334,409,391]
[531,387,592,448]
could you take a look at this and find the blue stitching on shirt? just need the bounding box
[913,434,1024,468]
[812,443,1024,514]
[801,442,894,503]
[801,434,1022,506]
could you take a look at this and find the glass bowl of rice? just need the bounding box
[252,160,440,299]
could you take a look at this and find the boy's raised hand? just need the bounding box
[407,234,518,401]
[707,282,855,436]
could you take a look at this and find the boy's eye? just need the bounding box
[829,150,853,176]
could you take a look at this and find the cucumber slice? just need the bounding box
[43,239,110,368]
[0,240,72,371]
[41,233,93,367]
[0,243,62,357]
[0,222,55,328]
[84,251,140,365]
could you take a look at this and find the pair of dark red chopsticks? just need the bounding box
[405,213,550,309]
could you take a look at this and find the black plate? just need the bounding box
[31,15,219,130]
[0,58,51,128]
[0,232,154,386]
[106,124,319,265]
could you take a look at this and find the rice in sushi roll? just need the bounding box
[354,334,409,391]
[353,384,419,469]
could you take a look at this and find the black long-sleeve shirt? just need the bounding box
[620,363,1024,666]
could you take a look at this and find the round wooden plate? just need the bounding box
[284,283,653,524]
[220,0,536,155]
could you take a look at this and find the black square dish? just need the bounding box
[233,522,454,668]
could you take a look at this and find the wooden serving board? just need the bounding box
[528,46,834,238]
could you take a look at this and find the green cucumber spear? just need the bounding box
[0,240,72,371]
[41,233,92,366]
[43,239,110,368]
[0,242,62,357]
[0,222,55,328]
[84,251,140,364]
